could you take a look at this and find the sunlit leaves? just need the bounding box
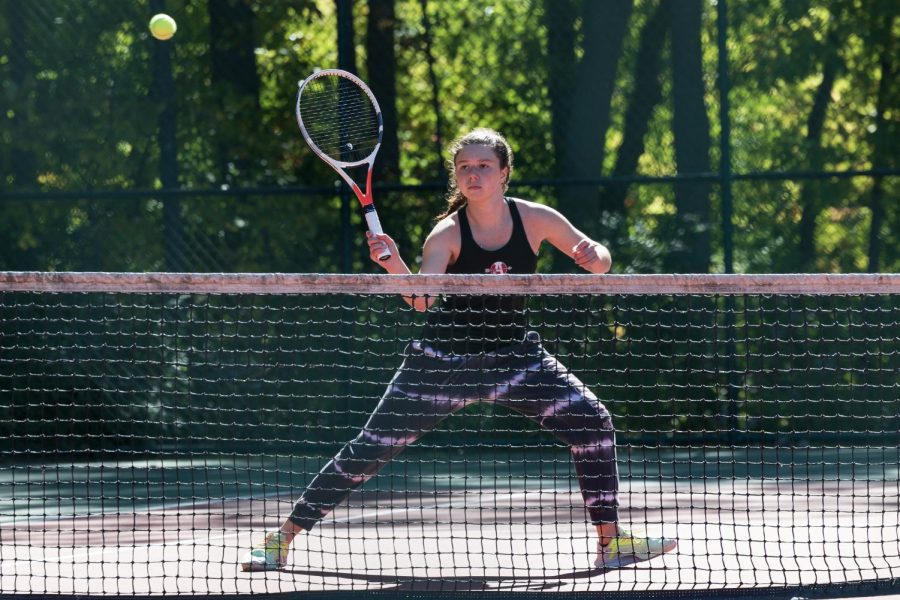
[0,0,894,272]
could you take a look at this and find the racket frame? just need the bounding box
[295,69,390,260]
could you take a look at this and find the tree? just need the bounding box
[667,0,712,273]
[795,19,842,271]
[417,0,445,179]
[208,0,264,185]
[366,0,400,182]
[600,2,670,220]
[0,0,894,274]
[557,1,633,231]
[1,0,34,189]
[866,11,896,272]
[542,0,577,177]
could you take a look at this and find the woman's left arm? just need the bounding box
[524,202,612,274]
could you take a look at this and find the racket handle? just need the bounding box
[364,209,392,261]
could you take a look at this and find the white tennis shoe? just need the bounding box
[595,528,677,569]
[240,531,291,572]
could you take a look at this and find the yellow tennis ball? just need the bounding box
[149,14,177,41]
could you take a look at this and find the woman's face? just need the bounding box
[454,144,508,203]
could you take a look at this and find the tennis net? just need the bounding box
[1,272,898,599]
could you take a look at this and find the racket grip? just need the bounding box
[364,209,392,261]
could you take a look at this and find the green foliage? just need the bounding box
[0,0,896,273]
[727,0,898,272]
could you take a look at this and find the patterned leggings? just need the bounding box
[289,331,619,530]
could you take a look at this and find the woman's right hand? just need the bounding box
[366,231,401,271]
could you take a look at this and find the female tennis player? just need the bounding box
[242,128,676,572]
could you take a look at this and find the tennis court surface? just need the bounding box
[2,272,898,598]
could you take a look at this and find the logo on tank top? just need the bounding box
[486,261,510,274]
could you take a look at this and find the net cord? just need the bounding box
[1,272,898,295]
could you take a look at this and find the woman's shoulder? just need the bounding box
[424,212,462,247]
[508,197,560,221]
[432,211,461,233]
[508,198,572,246]
[421,213,462,269]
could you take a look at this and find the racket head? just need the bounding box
[295,69,383,168]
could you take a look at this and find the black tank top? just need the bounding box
[421,198,538,354]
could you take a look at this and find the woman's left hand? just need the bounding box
[572,239,612,274]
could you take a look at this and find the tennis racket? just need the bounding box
[295,69,391,261]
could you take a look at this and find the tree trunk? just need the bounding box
[867,26,894,272]
[542,0,577,177]
[209,0,260,100]
[601,2,670,217]
[418,0,445,179]
[208,0,262,183]
[3,0,34,187]
[366,0,409,258]
[667,0,712,273]
[366,0,400,183]
[555,0,633,261]
[796,26,842,271]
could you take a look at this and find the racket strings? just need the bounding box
[298,76,380,163]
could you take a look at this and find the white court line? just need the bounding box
[0,479,588,526]
[44,490,545,563]
[0,489,288,527]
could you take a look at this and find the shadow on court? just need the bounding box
[281,565,609,592]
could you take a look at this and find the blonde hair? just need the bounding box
[435,128,514,221]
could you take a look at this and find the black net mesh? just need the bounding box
[1,273,897,596]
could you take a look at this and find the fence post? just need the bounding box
[716,0,733,275]
[151,0,181,272]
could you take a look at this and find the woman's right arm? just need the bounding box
[366,220,456,312]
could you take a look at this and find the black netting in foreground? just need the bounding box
[0,272,897,598]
